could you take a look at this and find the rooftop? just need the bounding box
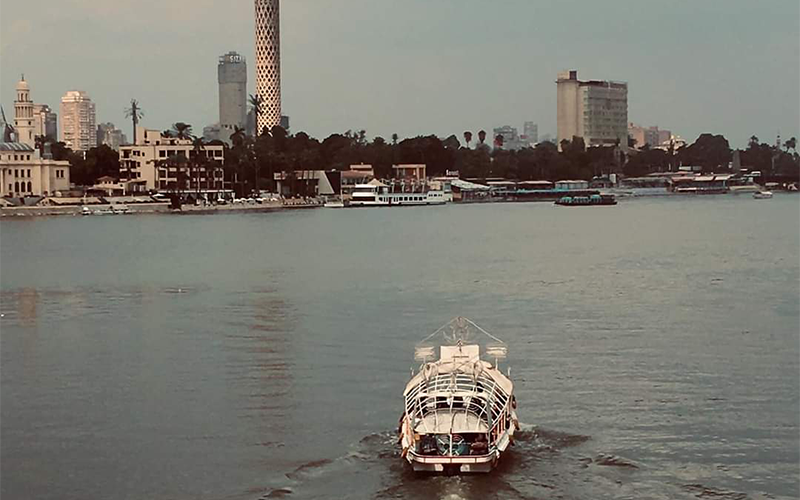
[0,142,35,152]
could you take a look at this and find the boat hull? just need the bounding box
[406,452,498,473]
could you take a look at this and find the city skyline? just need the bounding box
[1,0,798,148]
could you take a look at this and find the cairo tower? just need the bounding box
[254,0,281,134]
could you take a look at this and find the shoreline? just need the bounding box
[0,200,323,218]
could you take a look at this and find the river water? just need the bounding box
[1,195,798,500]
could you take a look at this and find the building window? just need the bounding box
[27,169,31,177]
[14,155,18,161]
[159,150,167,158]
[14,169,18,177]
[27,181,32,192]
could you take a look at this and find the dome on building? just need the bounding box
[16,77,29,91]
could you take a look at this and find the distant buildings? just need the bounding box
[97,123,127,151]
[1,77,71,197]
[557,70,628,150]
[33,104,57,141]
[254,0,281,133]
[492,125,537,151]
[523,121,538,146]
[218,51,247,136]
[628,123,672,149]
[60,90,97,152]
[118,127,225,194]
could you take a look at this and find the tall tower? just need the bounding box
[14,76,35,148]
[254,0,281,134]
[218,51,247,133]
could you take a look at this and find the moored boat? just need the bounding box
[555,193,617,206]
[399,317,518,473]
[349,183,447,207]
[753,190,773,199]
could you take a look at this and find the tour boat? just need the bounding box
[349,183,447,207]
[753,190,773,199]
[555,193,617,206]
[399,317,518,473]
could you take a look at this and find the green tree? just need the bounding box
[463,131,473,149]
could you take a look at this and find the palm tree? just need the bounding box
[391,133,398,146]
[249,94,264,136]
[162,129,175,138]
[124,99,144,145]
[463,131,473,149]
[171,122,193,140]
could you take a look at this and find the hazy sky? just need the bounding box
[1,0,798,148]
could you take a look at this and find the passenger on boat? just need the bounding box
[471,433,489,455]
[419,435,438,455]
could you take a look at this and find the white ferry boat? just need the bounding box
[399,317,518,473]
[349,182,447,207]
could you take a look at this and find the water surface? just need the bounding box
[2,195,798,499]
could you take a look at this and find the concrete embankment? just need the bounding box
[0,200,322,218]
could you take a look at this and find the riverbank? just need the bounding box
[0,199,323,218]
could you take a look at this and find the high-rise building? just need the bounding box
[97,122,127,151]
[218,51,247,134]
[254,0,281,134]
[557,70,628,150]
[60,90,97,152]
[523,121,538,145]
[33,104,57,140]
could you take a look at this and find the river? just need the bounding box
[1,194,798,500]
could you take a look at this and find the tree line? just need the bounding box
[44,125,799,193]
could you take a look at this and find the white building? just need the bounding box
[557,70,628,150]
[118,127,225,194]
[1,78,71,198]
[60,90,97,151]
[254,0,281,133]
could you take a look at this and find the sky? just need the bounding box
[1,0,798,148]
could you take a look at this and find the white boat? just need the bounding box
[324,197,346,208]
[349,183,447,207]
[753,190,773,199]
[399,317,518,473]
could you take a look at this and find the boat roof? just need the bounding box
[403,356,513,396]
[418,411,489,434]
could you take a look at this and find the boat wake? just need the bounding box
[251,425,766,500]
[252,425,610,500]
